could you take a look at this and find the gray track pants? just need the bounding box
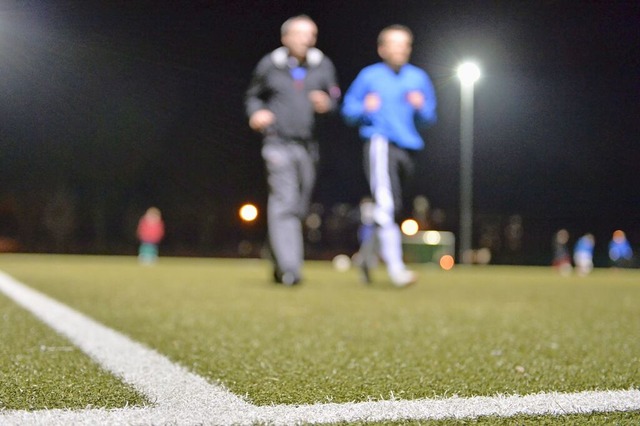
[262,141,318,278]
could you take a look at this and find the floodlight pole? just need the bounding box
[457,63,480,264]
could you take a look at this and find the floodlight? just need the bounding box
[457,62,481,85]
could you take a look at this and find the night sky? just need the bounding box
[0,1,638,263]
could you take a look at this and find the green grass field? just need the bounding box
[0,254,638,424]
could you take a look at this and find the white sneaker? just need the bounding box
[390,269,417,287]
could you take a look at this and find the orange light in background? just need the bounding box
[401,219,419,236]
[239,203,258,222]
[439,255,455,271]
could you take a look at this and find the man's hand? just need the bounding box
[406,90,424,109]
[364,93,381,112]
[309,90,331,114]
[249,109,275,132]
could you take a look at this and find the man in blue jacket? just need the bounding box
[246,15,340,286]
[342,25,437,287]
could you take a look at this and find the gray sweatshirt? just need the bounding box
[245,47,340,143]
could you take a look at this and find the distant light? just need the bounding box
[401,219,419,236]
[305,213,322,230]
[332,254,352,272]
[423,230,442,245]
[439,255,455,271]
[239,203,258,222]
[457,62,481,85]
[476,247,492,265]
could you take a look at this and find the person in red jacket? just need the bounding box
[137,207,165,264]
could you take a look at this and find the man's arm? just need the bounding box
[309,58,341,114]
[341,70,371,126]
[245,62,267,118]
[413,71,437,128]
[245,59,275,132]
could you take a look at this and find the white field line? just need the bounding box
[0,270,639,425]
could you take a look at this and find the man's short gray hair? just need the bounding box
[281,15,316,36]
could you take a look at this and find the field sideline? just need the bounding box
[0,254,639,424]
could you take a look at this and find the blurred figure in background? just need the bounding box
[137,207,165,265]
[552,228,572,276]
[353,197,377,283]
[573,233,595,276]
[412,195,431,230]
[608,229,634,268]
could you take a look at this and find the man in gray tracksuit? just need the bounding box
[245,15,340,285]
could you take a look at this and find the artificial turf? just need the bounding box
[0,289,148,410]
[341,409,640,425]
[0,254,638,422]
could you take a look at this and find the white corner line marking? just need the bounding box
[0,270,638,425]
